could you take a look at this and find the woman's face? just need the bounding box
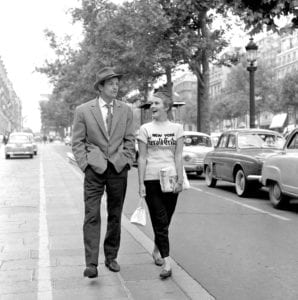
[150,96,168,120]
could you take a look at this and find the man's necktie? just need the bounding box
[105,103,113,135]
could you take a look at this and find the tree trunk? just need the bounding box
[141,79,149,125]
[199,11,211,135]
[201,56,210,134]
[196,73,201,132]
[165,65,172,99]
[165,65,174,121]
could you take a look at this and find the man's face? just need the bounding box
[100,77,119,101]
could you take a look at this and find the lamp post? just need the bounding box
[292,0,298,13]
[292,0,298,27]
[245,37,258,129]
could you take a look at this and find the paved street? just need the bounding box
[1,143,298,299]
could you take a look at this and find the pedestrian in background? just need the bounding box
[42,135,47,144]
[72,66,135,279]
[137,89,184,279]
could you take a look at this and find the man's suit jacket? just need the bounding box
[72,98,135,174]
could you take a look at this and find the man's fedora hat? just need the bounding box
[94,67,123,91]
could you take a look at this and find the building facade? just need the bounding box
[274,28,298,79]
[0,57,22,135]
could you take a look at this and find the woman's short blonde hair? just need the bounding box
[153,90,173,112]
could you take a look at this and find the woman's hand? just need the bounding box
[139,183,146,198]
[173,182,183,193]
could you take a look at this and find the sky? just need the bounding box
[0,0,82,132]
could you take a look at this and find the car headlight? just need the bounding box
[183,155,192,161]
[183,153,196,161]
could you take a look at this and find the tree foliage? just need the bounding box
[281,72,298,105]
[210,57,284,124]
[222,0,298,33]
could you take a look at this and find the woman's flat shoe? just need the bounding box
[152,254,164,266]
[160,268,172,279]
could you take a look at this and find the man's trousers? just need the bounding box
[83,162,128,266]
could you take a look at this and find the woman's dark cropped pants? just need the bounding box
[144,180,178,258]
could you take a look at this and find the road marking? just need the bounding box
[38,152,53,299]
[190,186,202,192]
[191,186,290,221]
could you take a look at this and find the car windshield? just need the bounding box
[9,135,30,143]
[238,133,284,149]
[184,135,212,147]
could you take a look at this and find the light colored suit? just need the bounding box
[72,98,135,174]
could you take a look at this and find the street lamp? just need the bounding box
[245,37,258,128]
[292,0,298,12]
[291,0,298,28]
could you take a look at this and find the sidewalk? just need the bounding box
[0,146,214,300]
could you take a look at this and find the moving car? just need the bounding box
[5,132,34,159]
[261,128,298,209]
[26,133,38,155]
[204,129,285,197]
[183,131,213,176]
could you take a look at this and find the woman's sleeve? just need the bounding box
[176,124,184,140]
[137,125,148,144]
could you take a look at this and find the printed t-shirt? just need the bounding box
[137,120,184,180]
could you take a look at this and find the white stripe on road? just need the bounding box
[38,153,53,299]
[190,186,290,221]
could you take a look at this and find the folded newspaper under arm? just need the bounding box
[159,166,190,192]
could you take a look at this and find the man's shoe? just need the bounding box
[105,259,120,272]
[83,265,98,278]
[160,268,172,279]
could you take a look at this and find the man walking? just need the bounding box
[72,67,135,278]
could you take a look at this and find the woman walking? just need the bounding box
[137,89,184,279]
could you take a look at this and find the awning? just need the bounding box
[269,113,287,129]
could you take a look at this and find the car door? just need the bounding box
[219,134,237,181]
[212,134,228,178]
[282,132,298,195]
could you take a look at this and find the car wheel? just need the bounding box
[5,154,10,159]
[34,151,37,155]
[235,169,249,197]
[205,165,217,187]
[269,181,289,209]
[30,154,34,159]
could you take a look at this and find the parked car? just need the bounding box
[5,132,34,159]
[204,129,285,197]
[183,131,213,176]
[261,128,298,209]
